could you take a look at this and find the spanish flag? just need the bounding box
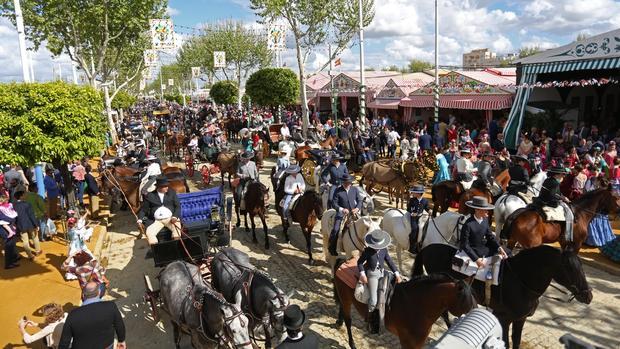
[334,58,342,67]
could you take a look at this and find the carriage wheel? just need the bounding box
[301,158,317,187]
[143,274,160,322]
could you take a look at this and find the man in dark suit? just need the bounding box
[459,197,507,269]
[137,176,181,245]
[419,131,433,151]
[276,305,318,348]
[407,185,429,254]
[329,174,363,256]
[13,189,41,260]
[507,155,530,195]
[320,155,349,209]
[58,281,126,349]
[84,165,100,218]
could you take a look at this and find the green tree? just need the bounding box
[246,68,299,113]
[163,94,184,104]
[385,65,400,72]
[110,90,136,110]
[0,82,106,205]
[176,20,272,106]
[407,59,432,73]
[1,0,168,141]
[518,46,541,58]
[146,63,192,97]
[364,67,376,71]
[250,0,375,135]
[210,80,238,105]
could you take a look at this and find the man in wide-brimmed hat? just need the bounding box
[357,229,402,319]
[282,165,305,223]
[139,154,162,197]
[460,196,507,269]
[407,185,429,254]
[320,154,349,209]
[507,154,530,196]
[536,165,570,208]
[137,176,182,246]
[455,148,475,184]
[328,173,362,256]
[476,151,496,189]
[275,305,318,348]
[236,151,259,210]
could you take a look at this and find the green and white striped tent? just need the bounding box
[504,28,620,149]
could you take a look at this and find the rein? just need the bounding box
[101,169,140,223]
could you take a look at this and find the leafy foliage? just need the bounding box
[407,59,432,73]
[519,46,542,59]
[0,82,106,165]
[209,81,238,105]
[110,90,136,110]
[164,94,184,105]
[145,63,191,95]
[246,68,299,107]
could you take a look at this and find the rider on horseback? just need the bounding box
[282,165,305,223]
[455,148,475,188]
[236,151,259,211]
[533,166,574,238]
[476,151,495,190]
[321,155,349,209]
[407,185,429,254]
[507,155,530,196]
[139,155,162,198]
[329,173,362,256]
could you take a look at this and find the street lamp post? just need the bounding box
[13,0,30,82]
[434,0,440,124]
[358,0,366,129]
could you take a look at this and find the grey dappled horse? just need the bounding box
[159,261,254,349]
[211,248,290,348]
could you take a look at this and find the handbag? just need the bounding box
[354,282,369,304]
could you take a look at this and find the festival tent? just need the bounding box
[503,28,620,150]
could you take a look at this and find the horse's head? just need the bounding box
[217,302,254,349]
[553,248,593,304]
[266,288,292,342]
[449,278,477,316]
[308,191,324,219]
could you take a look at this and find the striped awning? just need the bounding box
[400,94,514,110]
[525,57,620,75]
[367,99,400,110]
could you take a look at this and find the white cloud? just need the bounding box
[521,36,560,50]
[166,6,180,16]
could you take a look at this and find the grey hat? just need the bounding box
[285,164,301,174]
[465,196,495,210]
[364,229,392,250]
[409,185,425,194]
[241,151,254,160]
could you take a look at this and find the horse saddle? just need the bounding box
[459,176,476,190]
[515,191,534,204]
[279,194,301,211]
[541,205,566,222]
[452,251,502,286]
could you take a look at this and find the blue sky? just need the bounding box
[1,0,620,82]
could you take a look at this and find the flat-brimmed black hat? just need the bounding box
[512,154,528,163]
[241,151,254,160]
[481,151,495,158]
[548,166,569,175]
[155,176,170,187]
[283,305,306,330]
[341,173,355,183]
[465,196,494,210]
[331,154,344,161]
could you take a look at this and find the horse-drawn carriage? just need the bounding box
[298,148,343,187]
[143,185,234,318]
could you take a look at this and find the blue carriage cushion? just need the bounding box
[179,187,223,223]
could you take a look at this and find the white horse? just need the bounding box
[493,171,547,235]
[320,210,380,267]
[381,210,467,269]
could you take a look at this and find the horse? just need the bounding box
[493,171,548,234]
[211,248,290,348]
[360,161,409,207]
[320,213,380,266]
[333,260,477,349]
[501,187,620,252]
[217,152,239,188]
[412,244,593,349]
[234,180,270,249]
[158,260,254,349]
[320,134,337,149]
[166,132,186,160]
[274,181,324,265]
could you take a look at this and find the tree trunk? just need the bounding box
[294,38,310,138]
[237,65,243,110]
[103,85,118,144]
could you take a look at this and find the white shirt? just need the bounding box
[157,191,165,203]
[387,131,400,145]
[280,126,290,138]
[456,157,474,174]
[22,313,67,348]
[145,162,162,178]
[278,140,294,158]
[284,174,306,195]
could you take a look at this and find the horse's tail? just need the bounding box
[332,257,347,305]
[412,249,425,277]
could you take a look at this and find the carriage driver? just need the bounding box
[329,173,362,256]
[282,164,305,223]
[455,148,475,184]
[358,229,402,317]
[407,185,429,254]
[459,196,508,268]
[137,176,182,246]
[321,154,349,209]
[236,151,259,210]
[139,155,162,197]
[507,155,530,196]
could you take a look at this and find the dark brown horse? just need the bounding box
[333,262,476,349]
[275,181,324,265]
[216,152,239,188]
[234,181,270,249]
[166,132,185,160]
[501,187,620,252]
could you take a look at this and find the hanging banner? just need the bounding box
[214,51,226,68]
[139,79,146,91]
[191,67,201,78]
[168,79,174,86]
[267,24,286,50]
[144,49,159,67]
[150,19,175,50]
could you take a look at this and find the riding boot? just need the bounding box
[408,231,419,254]
[328,237,338,256]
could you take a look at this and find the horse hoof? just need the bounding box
[236,222,240,228]
[335,319,343,328]
[245,227,250,233]
[308,259,315,266]
[264,243,270,250]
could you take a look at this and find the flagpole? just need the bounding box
[434,0,440,124]
[358,0,367,129]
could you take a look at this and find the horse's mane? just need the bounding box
[407,272,455,286]
[572,188,610,209]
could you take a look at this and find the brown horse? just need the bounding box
[275,183,324,265]
[458,187,494,222]
[501,188,620,252]
[360,161,409,207]
[294,145,312,164]
[320,135,337,149]
[234,181,270,249]
[333,263,476,349]
[216,152,239,188]
[166,132,185,160]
